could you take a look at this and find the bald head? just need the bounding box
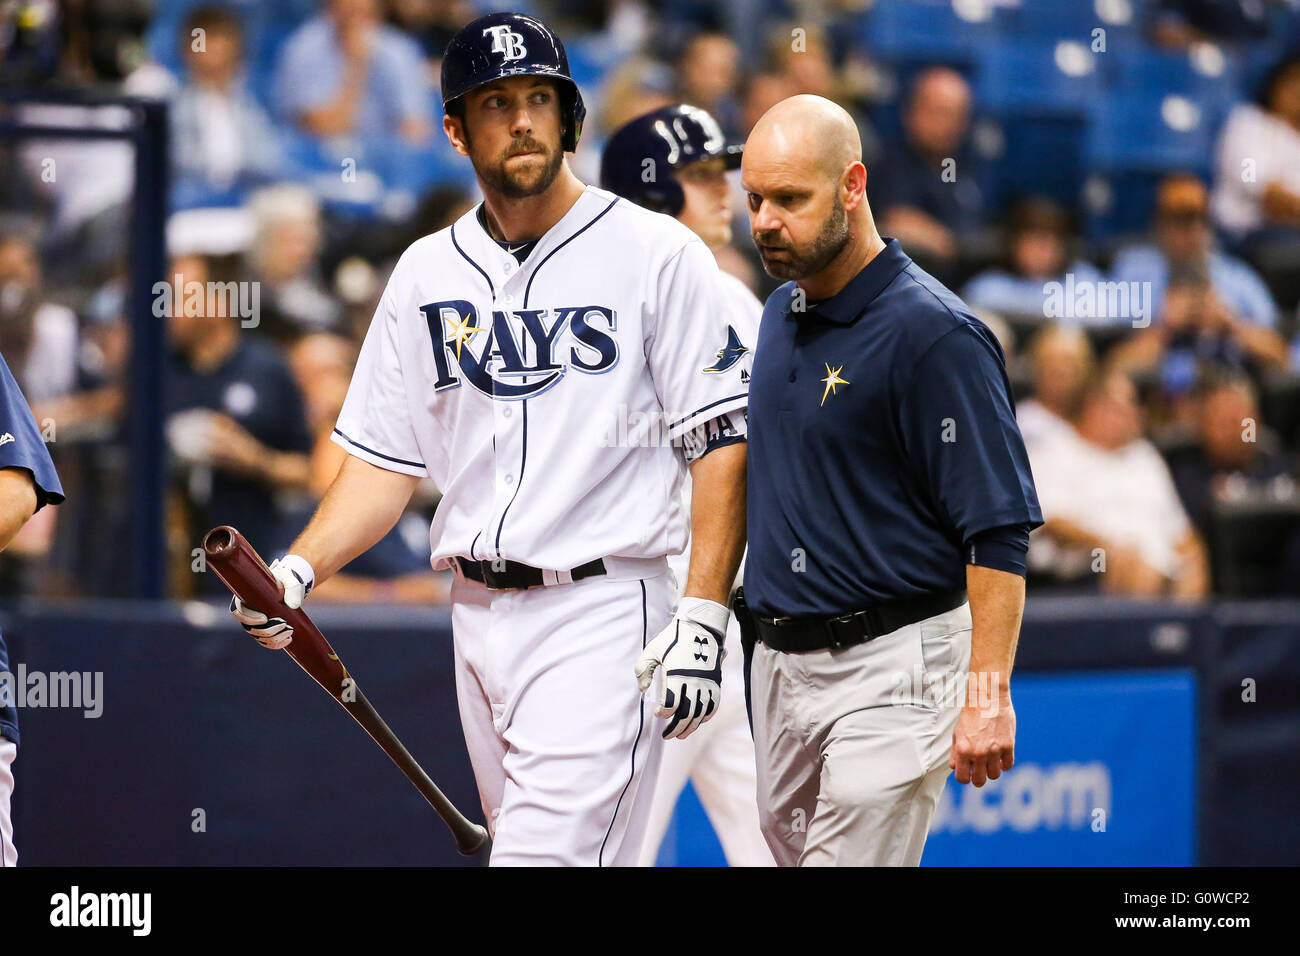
[746,94,861,183]
[741,95,880,293]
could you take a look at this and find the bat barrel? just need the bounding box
[202,525,238,558]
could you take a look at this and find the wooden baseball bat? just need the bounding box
[202,525,491,858]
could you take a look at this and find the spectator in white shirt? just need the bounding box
[1027,369,1210,599]
[1212,55,1300,241]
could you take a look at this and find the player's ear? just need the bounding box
[443,114,470,157]
[842,160,867,212]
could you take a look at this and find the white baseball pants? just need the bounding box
[1,739,15,866]
[450,561,674,866]
[751,601,972,866]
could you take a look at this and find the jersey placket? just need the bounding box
[482,255,530,564]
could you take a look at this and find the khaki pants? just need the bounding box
[750,602,972,867]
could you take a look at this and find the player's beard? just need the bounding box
[475,137,564,199]
[756,193,850,280]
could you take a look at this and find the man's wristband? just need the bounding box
[678,596,729,639]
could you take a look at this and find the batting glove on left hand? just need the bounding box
[229,554,314,650]
[635,597,728,740]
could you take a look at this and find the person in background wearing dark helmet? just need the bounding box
[601,104,774,867]
[230,12,750,866]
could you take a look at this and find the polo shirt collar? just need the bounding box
[801,237,911,324]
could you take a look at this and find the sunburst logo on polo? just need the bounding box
[420,300,619,399]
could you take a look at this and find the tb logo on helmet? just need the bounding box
[483,25,527,61]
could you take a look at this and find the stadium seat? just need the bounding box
[1109,46,1244,127]
[1259,372,1300,453]
[1011,0,1111,40]
[971,39,1103,209]
[1009,0,1149,41]
[990,113,1090,209]
[860,0,1008,69]
[1082,169,1165,241]
[975,39,1103,115]
[1085,90,1215,175]
[1242,236,1300,318]
[1207,498,1300,596]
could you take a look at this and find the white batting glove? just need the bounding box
[635,597,728,740]
[229,554,315,650]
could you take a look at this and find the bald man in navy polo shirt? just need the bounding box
[735,95,1043,866]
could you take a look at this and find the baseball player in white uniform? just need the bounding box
[601,105,772,867]
[230,12,749,866]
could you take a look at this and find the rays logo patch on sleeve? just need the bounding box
[702,325,749,373]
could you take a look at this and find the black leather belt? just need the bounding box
[456,556,606,590]
[753,588,967,652]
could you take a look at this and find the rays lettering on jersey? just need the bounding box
[420,299,618,399]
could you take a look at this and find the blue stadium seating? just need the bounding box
[861,0,1009,69]
[991,113,1090,209]
[1086,89,1216,174]
[975,39,1104,115]
[1010,0,1148,42]
[1083,169,1165,241]
[1110,47,1244,127]
[1012,0,1107,40]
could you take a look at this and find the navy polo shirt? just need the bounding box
[744,238,1042,618]
[0,353,65,744]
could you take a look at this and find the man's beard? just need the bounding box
[473,137,564,199]
[755,195,850,280]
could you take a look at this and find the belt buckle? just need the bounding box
[824,612,862,650]
[480,560,506,590]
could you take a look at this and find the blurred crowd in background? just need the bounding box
[2,0,1300,602]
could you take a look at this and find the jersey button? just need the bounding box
[504,294,515,304]
[504,474,515,485]
[502,407,512,418]
[503,262,513,274]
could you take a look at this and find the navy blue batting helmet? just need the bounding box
[440,12,586,153]
[600,105,743,216]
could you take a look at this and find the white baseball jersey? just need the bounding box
[665,268,761,590]
[649,267,772,867]
[333,185,751,571]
